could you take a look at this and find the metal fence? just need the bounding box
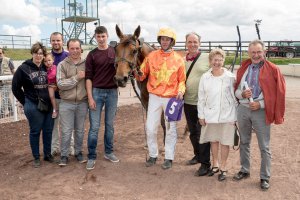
[149,40,300,54]
[0,75,25,124]
[149,40,247,52]
[0,34,32,49]
[41,38,51,48]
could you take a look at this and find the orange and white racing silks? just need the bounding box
[137,49,186,97]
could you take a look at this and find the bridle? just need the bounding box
[114,37,143,78]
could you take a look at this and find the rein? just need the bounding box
[115,38,148,144]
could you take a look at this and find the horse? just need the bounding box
[113,24,167,142]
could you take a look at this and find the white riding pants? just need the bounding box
[146,94,178,160]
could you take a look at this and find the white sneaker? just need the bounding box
[86,159,96,170]
[104,153,119,163]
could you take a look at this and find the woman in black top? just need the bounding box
[12,42,54,168]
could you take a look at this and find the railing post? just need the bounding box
[0,75,20,122]
[12,35,14,49]
[12,96,18,122]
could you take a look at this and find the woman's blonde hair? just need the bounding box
[209,48,225,61]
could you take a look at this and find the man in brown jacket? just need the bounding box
[56,39,88,166]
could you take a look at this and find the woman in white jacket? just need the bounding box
[197,48,237,181]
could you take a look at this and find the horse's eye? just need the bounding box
[132,49,137,54]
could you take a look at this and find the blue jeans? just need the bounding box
[87,88,118,160]
[24,98,54,159]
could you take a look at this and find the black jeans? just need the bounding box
[184,103,210,165]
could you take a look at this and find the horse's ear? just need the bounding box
[116,24,124,39]
[133,25,141,39]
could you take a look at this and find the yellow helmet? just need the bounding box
[157,28,176,46]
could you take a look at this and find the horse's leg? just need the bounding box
[137,80,149,148]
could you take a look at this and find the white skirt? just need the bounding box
[200,123,235,146]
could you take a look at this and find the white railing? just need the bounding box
[0,75,25,123]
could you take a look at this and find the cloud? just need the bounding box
[0,0,61,45]
[1,0,300,46]
[98,0,300,42]
[1,24,41,43]
[0,0,46,25]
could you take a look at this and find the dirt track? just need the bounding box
[0,76,299,200]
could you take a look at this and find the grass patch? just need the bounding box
[224,56,300,65]
[4,49,32,60]
[267,58,300,65]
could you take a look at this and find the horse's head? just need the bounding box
[113,25,142,87]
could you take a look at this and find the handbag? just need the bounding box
[233,123,240,150]
[37,97,50,112]
[29,67,50,112]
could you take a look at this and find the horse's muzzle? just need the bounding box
[113,75,128,87]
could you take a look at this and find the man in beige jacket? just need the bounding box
[56,39,88,166]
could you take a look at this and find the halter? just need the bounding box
[114,38,144,78]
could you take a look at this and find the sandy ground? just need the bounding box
[0,76,299,200]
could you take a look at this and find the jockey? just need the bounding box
[136,27,186,169]
[157,27,176,51]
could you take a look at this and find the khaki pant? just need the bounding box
[51,99,75,155]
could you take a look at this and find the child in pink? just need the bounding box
[44,53,58,118]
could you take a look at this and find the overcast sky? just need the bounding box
[1,0,300,45]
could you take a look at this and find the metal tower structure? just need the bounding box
[61,0,100,44]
